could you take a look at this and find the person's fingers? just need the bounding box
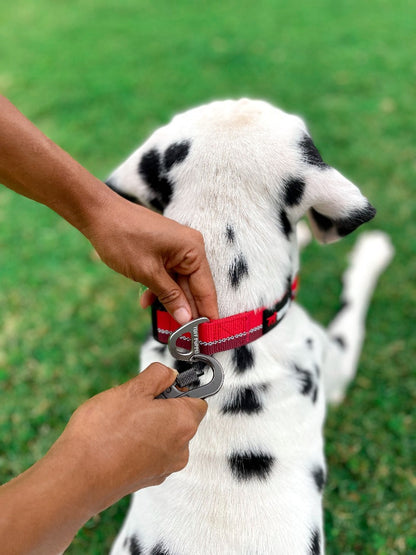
[177,275,199,319]
[162,229,218,320]
[129,363,178,398]
[149,271,192,324]
[139,289,156,309]
[179,397,208,425]
[186,258,219,320]
[140,271,217,322]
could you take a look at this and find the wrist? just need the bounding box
[0,442,95,554]
[73,178,146,242]
[43,164,118,239]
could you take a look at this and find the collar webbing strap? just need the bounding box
[152,278,298,356]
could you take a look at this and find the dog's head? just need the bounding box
[106,99,375,245]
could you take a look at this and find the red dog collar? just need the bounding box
[152,277,298,356]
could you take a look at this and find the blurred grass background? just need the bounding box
[0,0,415,553]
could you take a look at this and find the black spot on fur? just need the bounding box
[312,466,326,493]
[164,140,191,172]
[299,135,329,169]
[129,535,143,555]
[336,202,376,236]
[332,335,347,349]
[229,254,249,288]
[309,529,321,555]
[222,387,263,415]
[151,544,170,555]
[310,208,333,232]
[280,209,293,238]
[306,338,314,349]
[148,196,165,212]
[105,179,141,205]
[311,203,376,238]
[228,451,275,481]
[283,176,306,206]
[154,344,168,355]
[294,365,319,403]
[226,224,235,244]
[138,149,174,210]
[295,365,313,395]
[139,148,162,187]
[233,345,255,374]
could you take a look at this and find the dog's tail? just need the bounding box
[323,231,394,403]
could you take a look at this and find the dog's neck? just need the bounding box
[165,195,299,319]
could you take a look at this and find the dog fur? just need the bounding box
[106,99,393,554]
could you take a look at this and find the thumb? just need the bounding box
[136,362,179,398]
[151,272,192,325]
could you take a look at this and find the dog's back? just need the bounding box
[106,99,391,554]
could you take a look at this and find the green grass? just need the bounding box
[1,1,415,553]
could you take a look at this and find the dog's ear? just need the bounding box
[105,135,192,213]
[305,168,376,244]
[297,136,376,243]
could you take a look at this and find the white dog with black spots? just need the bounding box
[106,99,393,555]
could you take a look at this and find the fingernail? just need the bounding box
[173,307,191,325]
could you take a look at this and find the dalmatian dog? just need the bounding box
[106,99,393,555]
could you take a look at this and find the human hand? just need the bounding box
[0,363,207,554]
[84,194,218,324]
[50,362,207,515]
[0,96,217,324]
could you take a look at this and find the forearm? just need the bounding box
[0,448,95,555]
[0,95,115,235]
[0,95,218,321]
[0,365,206,554]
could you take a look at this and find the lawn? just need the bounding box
[1,1,415,553]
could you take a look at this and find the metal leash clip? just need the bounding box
[157,317,224,400]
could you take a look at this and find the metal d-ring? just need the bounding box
[167,317,208,360]
[156,318,224,400]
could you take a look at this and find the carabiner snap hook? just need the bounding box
[157,318,224,400]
